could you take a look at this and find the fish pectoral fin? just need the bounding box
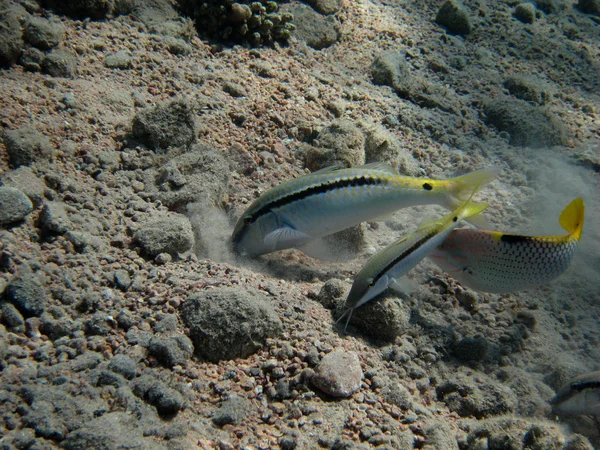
[388,276,417,294]
[263,227,311,251]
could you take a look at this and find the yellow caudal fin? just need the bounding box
[559,198,584,241]
[447,166,501,205]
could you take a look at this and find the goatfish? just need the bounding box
[550,370,600,418]
[428,198,584,293]
[232,163,499,257]
[338,195,489,330]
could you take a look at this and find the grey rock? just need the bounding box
[5,273,48,318]
[370,51,413,99]
[66,231,107,253]
[132,375,184,415]
[134,215,194,257]
[577,0,600,14]
[0,5,27,68]
[19,384,102,441]
[164,36,192,56]
[23,16,65,50]
[422,420,458,450]
[155,314,178,333]
[436,0,472,35]
[132,98,195,151]
[304,0,342,14]
[39,201,70,234]
[3,126,55,167]
[113,269,132,291]
[535,0,560,13]
[484,97,567,147]
[284,4,339,50]
[95,369,127,387]
[361,122,419,175]
[382,382,413,410]
[436,374,518,418]
[42,48,76,78]
[85,312,113,336]
[20,46,45,72]
[453,335,491,362]
[148,334,193,368]
[70,352,103,372]
[514,3,536,23]
[180,287,282,362]
[0,166,47,206]
[108,354,137,379]
[104,49,132,69]
[62,411,163,450]
[212,394,252,426]
[143,143,230,211]
[343,296,411,341]
[10,428,36,449]
[0,187,33,226]
[311,350,362,398]
[1,302,25,331]
[317,279,347,310]
[504,74,551,105]
[303,120,365,171]
[39,0,135,19]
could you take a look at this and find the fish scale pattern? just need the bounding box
[437,229,578,293]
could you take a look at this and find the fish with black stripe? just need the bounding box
[428,198,584,293]
[232,163,499,257]
[337,194,489,330]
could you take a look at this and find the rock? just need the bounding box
[154,314,178,333]
[0,302,25,331]
[134,215,194,257]
[212,394,252,426]
[514,3,536,23]
[484,97,567,147]
[311,350,362,398]
[62,412,163,450]
[143,143,230,211]
[164,36,192,55]
[70,352,103,372]
[436,0,472,36]
[370,51,413,99]
[108,354,137,379]
[317,279,347,310]
[303,120,365,171]
[361,122,420,175]
[132,375,184,415]
[148,334,193,368]
[283,4,339,50]
[39,201,70,234]
[343,296,411,341]
[422,419,459,450]
[20,46,45,72]
[436,373,518,418]
[66,231,107,253]
[132,98,195,152]
[5,273,48,318]
[42,48,76,78]
[113,269,132,291]
[0,187,33,226]
[3,126,55,167]
[577,0,600,15]
[39,0,135,20]
[0,4,27,68]
[23,16,65,50]
[0,167,47,206]
[180,287,282,363]
[382,382,413,410]
[304,0,343,15]
[104,49,132,69]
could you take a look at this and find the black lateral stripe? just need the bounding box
[500,234,532,244]
[372,228,438,286]
[248,175,385,223]
[571,380,600,392]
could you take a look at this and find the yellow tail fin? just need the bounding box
[447,166,501,206]
[559,198,584,241]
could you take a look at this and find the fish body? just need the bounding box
[232,163,499,257]
[429,198,584,293]
[550,370,600,416]
[339,197,489,327]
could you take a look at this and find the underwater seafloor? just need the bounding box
[1,0,600,448]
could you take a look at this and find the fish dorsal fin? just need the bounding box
[310,164,345,175]
[355,162,397,174]
[558,198,584,241]
[415,215,441,232]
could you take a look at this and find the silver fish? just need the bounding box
[338,196,489,329]
[232,163,499,257]
[550,371,600,417]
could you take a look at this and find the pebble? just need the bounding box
[311,350,363,398]
[5,273,48,318]
[0,187,33,226]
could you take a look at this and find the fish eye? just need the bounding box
[243,216,252,225]
[452,216,458,222]
[367,278,374,287]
